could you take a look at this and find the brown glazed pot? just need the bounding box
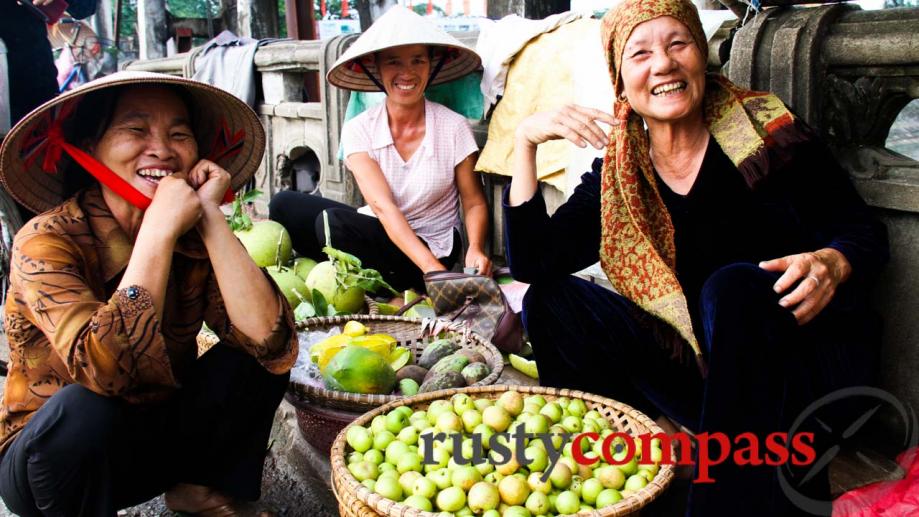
[286,393,362,454]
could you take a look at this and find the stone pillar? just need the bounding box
[137,0,167,60]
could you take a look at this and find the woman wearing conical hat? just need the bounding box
[0,72,297,515]
[503,0,888,514]
[270,5,491,291]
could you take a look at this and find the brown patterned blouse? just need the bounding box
[0,186,298,454]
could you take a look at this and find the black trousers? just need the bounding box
[269,190,460,292]
[0,344,289,517]
[523,263,879,517]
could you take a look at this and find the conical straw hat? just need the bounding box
[0,71,265,214]
[327,5,481,92]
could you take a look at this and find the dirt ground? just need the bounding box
[0,379,339,517]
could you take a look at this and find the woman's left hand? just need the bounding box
[759,248,852,325]
[188,159,231,207]
[466,246,492,277]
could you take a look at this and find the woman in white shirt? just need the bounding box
[270,6,490,291]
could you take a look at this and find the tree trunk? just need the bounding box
[487,0,525,18]
[524,0,569,19]
[137,0,167,59]
[355,0,374,31]
[237,0,281,38]
[487,0,569,19]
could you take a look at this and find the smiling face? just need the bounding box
[91,86,198,200]
[376,44,431,106]
[619,16,706,127]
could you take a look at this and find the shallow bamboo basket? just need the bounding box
[287,315,504,412]
[330,385,675,517]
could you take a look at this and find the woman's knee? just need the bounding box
[23,384,120,463]
[268,190,304,224]
[316,207,359,245]
[521,276,584,315]
[700,263,779,313]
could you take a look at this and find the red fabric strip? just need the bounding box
[61,142,152,210]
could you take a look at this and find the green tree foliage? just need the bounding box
[885,0,918,6]
[114,0,137,41]
[167,0,223,18]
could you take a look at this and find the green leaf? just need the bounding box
[312,289,328,317]
[323,246,363,268]
[226,189,261,232]
[241,189,262,204]
[294,301,316,321]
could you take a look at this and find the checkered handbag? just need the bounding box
[423,269,524,353]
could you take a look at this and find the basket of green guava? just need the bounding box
[330,385,675,517]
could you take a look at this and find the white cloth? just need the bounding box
[476,11,584,116]
[191,31,260,107]
[341,99,479,258]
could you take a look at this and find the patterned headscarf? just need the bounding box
[598,0,806,375]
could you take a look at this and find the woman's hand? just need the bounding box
[759,248,852,325]
[146,172,202,240]
[465,246,492,277]
[510,105,618,206]
[516,104,618,150]
[188,159,231,208]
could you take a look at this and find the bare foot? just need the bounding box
[655,415,681,435]
[164,483,233,513]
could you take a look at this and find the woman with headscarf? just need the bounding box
[0,72,298,516]
[269,6,491,292]
[504,0,888,514]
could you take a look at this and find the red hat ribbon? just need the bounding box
[207,119,246,205]
[21,100,152,210]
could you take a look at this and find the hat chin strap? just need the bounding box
[355,52,447,93]
[426,53,447,89]
[356,60,387,92]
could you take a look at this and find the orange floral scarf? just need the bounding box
[598,0,806,375]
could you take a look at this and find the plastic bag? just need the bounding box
[833,447,919,516]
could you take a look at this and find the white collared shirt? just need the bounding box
[341,99,478,258]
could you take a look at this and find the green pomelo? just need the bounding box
[323,346,397,394]
[333,285,366,314]
[266,266,307,309]
[293,257,318,280]
[235,220,292,267]
[305,261,338,303]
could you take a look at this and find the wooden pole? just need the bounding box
[113,0,122,67]
[284,0,320,101]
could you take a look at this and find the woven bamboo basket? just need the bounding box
[287,314,504,412]
[196,295,381,354]
[330,385,675,517]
